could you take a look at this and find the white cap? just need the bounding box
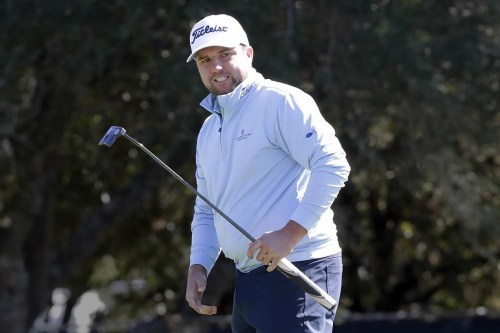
[186,14,249,62]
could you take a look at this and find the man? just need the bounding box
[185,14,350,333]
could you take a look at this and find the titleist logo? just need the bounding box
[191,25,228,44]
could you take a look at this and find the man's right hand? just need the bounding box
[185,264,217,315]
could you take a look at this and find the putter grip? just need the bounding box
[277,258,337,311]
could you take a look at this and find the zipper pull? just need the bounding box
[219,109,223,132]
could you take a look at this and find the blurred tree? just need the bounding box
[0,0,498,332]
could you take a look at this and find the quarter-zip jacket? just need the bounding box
[190,70,350,273]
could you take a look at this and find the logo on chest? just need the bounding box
[235,128,253,142]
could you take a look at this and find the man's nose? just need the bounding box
[211,58,223,71]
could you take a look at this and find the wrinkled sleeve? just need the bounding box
[189,149,221,274]
[273,91,351,230]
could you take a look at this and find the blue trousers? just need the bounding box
[232,253,342,333]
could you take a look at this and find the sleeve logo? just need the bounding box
[306,129,317,138]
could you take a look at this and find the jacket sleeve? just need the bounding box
[189,149,221,274]
[273,90,351,230]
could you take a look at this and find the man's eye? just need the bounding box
[199,58,209,64]
[221,52,231,58]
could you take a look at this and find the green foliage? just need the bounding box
[0,0,499,330]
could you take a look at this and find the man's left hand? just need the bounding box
[247,220,307,272]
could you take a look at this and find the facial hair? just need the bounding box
[207,72,244,96]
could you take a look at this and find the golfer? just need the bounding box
[185,14,351,333]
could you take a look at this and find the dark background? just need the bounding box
[0,0,499,332]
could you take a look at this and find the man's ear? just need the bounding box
[246,46,254,61]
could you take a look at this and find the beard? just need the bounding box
[207,72,244,96]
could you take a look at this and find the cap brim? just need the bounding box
[186,52,197,63]
[186,40,244,62]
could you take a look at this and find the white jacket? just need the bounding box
[190,70,350,273]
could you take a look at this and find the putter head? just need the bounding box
[99,126,126,147]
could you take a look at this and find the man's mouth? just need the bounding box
[214,76,230,83]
